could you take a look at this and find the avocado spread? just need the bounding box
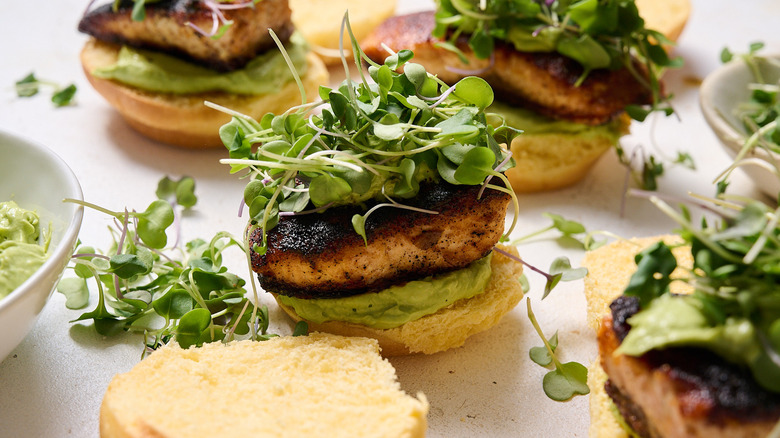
[0,201,49,300]
[93,34,309,95]
[489,101,625,139]
[277,253,494,329]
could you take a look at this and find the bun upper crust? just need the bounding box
[274,245,524,356]
[100,333,429,438]
[80,39,329,148]
[505,115,630,192]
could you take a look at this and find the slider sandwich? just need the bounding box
[219,29,526,356]
[362,0,690,192]
[583,210,780,436]
[78,0,328,148]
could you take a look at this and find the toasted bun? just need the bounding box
[290,0,397,64]
[100,333,429,438]
[80,39,329,149]
[581,235,693,437]
[274,245,524,356]
[505,115,630,192]
[636,0,691,43]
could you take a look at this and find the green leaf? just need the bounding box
[403,63,428,92]
[351,214,368,245]
[52,84,77,107]
[309,175,352,206]
[152,289,194,320]
[543,213,586,236]
[556,34,610,70]
[624,241,677,307]
[454,147,495,184]
[542,362,590,401]
[15,73,39,97]
[175,308,212,349]
[57,277,90,309]
[136,199,174,249]
[109,253,153,279]
[292,321,309,336]
[452,76,494,110]
[530,331,558,366]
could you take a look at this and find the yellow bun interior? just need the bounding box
[80,39,329,149]
[274,245,524,356]
[290,0,398,64]
[100,333,429,438]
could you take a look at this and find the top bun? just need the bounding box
[80,39,329,148]
[290,0,398,64]
[100,333,429,438]
[636,0,691,43]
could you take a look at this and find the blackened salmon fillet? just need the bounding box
[250,182,511,299]
[78,0,294,72]
[361,11,653,125]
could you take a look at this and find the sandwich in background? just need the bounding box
[78,0,328,148]
[362,0,691,192]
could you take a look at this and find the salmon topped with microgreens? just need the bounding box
[361,11,654,126]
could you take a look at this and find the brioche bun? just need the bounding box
[80,39,329,148]
[274,245,524,356]
[581,235,693,437]
[100,333,429,438]
[290,0,398,64]
[636,0,691,44]
[505,114,630,192]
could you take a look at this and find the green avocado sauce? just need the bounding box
[488,101,624,139]
[93,34,309,95]
[277,252,493,329]
[0,201,49,300]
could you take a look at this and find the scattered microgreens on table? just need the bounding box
[526,298,590,401]
[14,72,77,107]
[716,42,780,198]
[432,0,681,119]
[57,176,305,355]
[212,14,519,254]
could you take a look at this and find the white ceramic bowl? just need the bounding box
[700,55,780,198]
[0,131,83,362]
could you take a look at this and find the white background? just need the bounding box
[0,0,778,436]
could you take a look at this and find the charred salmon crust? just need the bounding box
[362,11,653,125]
[600,296,780,438]
[250,182,511,299]
[78,0,294,72]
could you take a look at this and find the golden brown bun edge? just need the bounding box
[80,39,329,149]
[274,245,525,356]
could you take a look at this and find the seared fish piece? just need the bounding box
[362,11,652,125]
[251,182,511,299]
[78,0,294,72]
[599,296,780,438]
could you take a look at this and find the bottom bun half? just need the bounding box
[80,39,329,149]
[274,245,525,356]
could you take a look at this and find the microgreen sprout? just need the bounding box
[432,0,682,120]
[212,13,520,254]
[509,212,615,251]
[14,72,77,107]
[57,176,297,355]
[526,298,590,401]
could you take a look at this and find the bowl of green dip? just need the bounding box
[0,131,83,362]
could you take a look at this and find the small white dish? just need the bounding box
[0,131,83,362]
[700,55,780,198]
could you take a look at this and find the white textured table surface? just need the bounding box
[0,1,777,437]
